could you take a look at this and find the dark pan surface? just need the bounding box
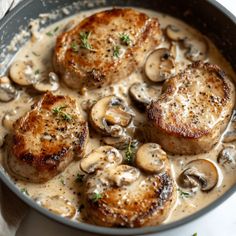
[0,0,236,235]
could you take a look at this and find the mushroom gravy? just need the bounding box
[1,7,236,225]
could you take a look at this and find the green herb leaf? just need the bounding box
[91,192,102,202]
[34,69,40,75]
[60,177,65,185]
[76,174,84,183]
[21,188,29,195]
[192,233,198,236]
[54,26,59,32]
[113,45,121,58]
[177,188,191,198]
[32,51,40,57]
[79,31,94,51]
[71,41,79,52]
[120,33,132,45]
[78,204,84,212]
[52,105,72,122]
[46,31,54,37]
[52,105,67,115]
[125,140,137,164]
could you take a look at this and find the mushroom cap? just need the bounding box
[145,48,176,82]
[178,159,218,192]
[80,146,123,173]
[135,143,169,174]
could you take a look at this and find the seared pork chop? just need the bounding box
[84,152,176,227]
[146,61,235,155]
[53,8,162,91]
[6,92,88,183]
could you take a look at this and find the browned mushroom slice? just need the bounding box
[33,72,59,92]
[183,37,208,62]
[80,146,122,174]
[107,165,140,187]
[9,60,37,86]
[145,48,176,82]
[39,195,76,218]
[135,143,169,174]
[102,135,130,150]
[90,96,133,135]
[178,159,218,192]
[218,147,236,169]
[129,82,162,110]
[223,131,236,143]
[0,76,18,102]
[165,25,186,41]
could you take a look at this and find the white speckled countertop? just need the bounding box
[11,0,236,235]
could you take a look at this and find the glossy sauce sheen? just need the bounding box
[0,8,236,224]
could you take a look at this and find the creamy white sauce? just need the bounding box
[0,7,236,225]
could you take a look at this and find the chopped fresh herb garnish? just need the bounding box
[76,174,84,183]
[78,204,84,212]
[124,140,137,164]
[60,178,65,185]
[120,33,132,45]
[91,192,102,202]
[46,31,54,37]
[34,69,40,75]
[32,51,40,57]
[52,105,67,114]
[61,113,72,122]
[79,31,94,51]
[71,41,79,52]
[178,188,191,198]
[52,105,72,122]
[54,26,59,32]
[113,45,121,58]
[192,233,198,236]
[21,188,29,195]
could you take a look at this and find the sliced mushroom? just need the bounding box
[145,48,176,82]
[40,195,76,218]
[178,159,218,192]
[129,82,162,110]
[33,72,59,92]
[80,146,122,173]
[218,147,236,169]
[90,96,133,135]
[135,143,168,173]
[102,135,130,149]
[165,25,186,41]
[0,76,18,102]
[223,130,236,143]
[9,60,37,85]
[107,165,140,187]
[2,110,18,131]
[183,37,208,62]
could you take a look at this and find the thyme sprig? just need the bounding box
[113,45,121,58]
[120,33,132,45]
[52,105,72,122]
[124,140,137,164]
[79,31,95,51]
[177,188,191,198]
[91,192,103,202]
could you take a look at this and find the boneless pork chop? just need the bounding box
[53,8,162,91]
[6,92,89,183]
[146,61,235,155]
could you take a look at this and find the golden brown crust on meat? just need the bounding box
[7,92,89,182]
[84,171,176,227]
[146,61,235,155]
[53,8,161,91]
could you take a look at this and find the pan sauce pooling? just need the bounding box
[0,7,236,227]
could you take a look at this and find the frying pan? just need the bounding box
[0,0,236,235]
